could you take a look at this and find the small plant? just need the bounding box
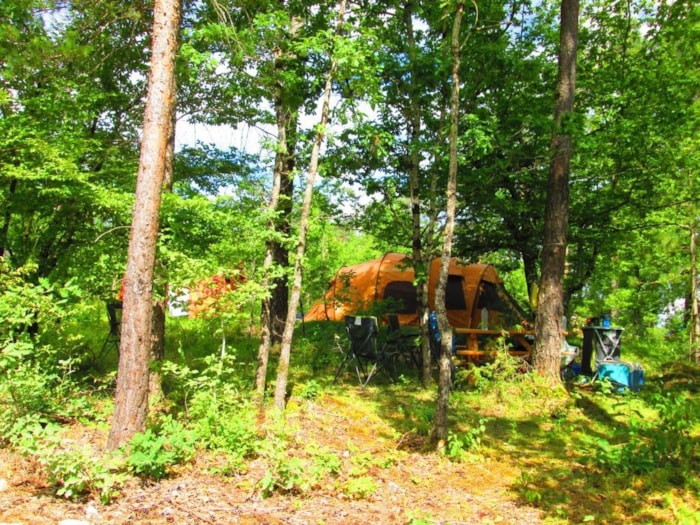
[4,415,125,503]
[259,440,342,498]
[127,415,197,479]
[517,471,543,506]
[446,418,487,462]
[344,475,378,499]
[298,379,322,400]
[406,511,435,525]
[46,447,126,504]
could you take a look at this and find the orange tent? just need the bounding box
[303,253,530,329]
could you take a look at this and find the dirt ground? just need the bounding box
[0,394,544,525]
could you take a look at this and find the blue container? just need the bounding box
[597,361,644,392]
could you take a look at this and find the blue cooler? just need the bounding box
[596,361,645,392]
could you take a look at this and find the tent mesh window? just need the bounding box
[382,281,418,314]
[477,281,528,327]
[445,275,467,310]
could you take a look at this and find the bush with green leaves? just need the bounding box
[0,263,86,434]
[5,414,125,503]
[446,418,488,462]
[127,414,198,480]
[259,430,342,498]
[161,352,259,460]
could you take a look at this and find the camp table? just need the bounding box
[453,327,534,362]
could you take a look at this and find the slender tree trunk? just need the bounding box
[254,16,300,405]
[107,0,181,450]
[431,0,463,449]
[402,0,432,385]
[534,0,579,385]
[273,0,345,410]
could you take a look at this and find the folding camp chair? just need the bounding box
[593,328,623,366]
[385,314,421,370]
[334,316,397,387]
[100,301,122,358]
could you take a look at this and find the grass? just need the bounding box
[9,311,700,523]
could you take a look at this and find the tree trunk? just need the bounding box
[402,0,432,385]
[534,0,579,385]
[273,0,344,410]
[431,0,463,449]
[149,69,178,405]
[107,0,181,450]
[254,17,300,405]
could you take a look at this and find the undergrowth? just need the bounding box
[0,293,698,523]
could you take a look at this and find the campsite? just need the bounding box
[1,1,699,524]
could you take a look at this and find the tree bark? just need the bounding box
[534,0,579,385]
[273,0,345,410]
[401,0,432,385]
[149,65,178,405]
[107,0,181,450]
[254,14,300,405]
[431,0,463,449]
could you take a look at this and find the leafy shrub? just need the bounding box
[0,264,85,430]
[259,437,342,498]
[162,353,259,459]
[446,418,488,461]
[585,387,700,479]
[5,414,124,503]
[46,447,126,503]
[127,415,197,479]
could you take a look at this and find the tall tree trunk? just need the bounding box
[534,0,579,385]
[254,15,300,405]
[273,0,345,410]
[270,168,293,344]
[402,0,432,386]
[107,0,181,450]
[149,78,178,405]
[431,0,463,449]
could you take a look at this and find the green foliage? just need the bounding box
[0,264,88,430]
[161,352,258,460]
[453,347,528,394]
[4,414,125,504]
[259,438,342,498]
[127,415,197,480]
[446,418,488,461]
[343,475,378,499]
[46,447,126,504]
[585,386,700,479]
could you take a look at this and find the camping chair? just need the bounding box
[385,314,421,370]
[100,301,122,358]
[593,328,623,366]
[334,316,397,387]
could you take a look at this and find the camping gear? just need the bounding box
[581,325,624,375]
[597,361,645,392]
[385,314,421,369]
[304,253,530,331]
[100,301,122,358]
[333,316,398,387]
